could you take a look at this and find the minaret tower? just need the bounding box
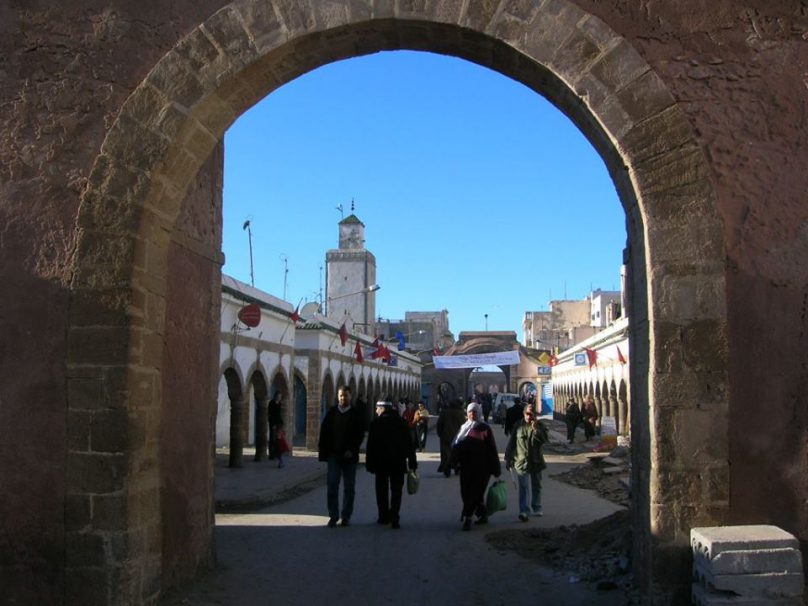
[325,200,377,335]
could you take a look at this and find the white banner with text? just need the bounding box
[433,350,521,369]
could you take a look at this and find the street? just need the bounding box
[163,423,627,606]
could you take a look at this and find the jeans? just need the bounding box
[327,456,357,521]
[517,470,542,514]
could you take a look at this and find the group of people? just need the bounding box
[438,397,548,529]
[563,396,600,443]
[317,387,549,531]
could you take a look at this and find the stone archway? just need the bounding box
[66,3,728,603]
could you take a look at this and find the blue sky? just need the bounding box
[223,50,625,341]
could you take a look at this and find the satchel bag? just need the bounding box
[485,479,507,514]
[406,470,420,495]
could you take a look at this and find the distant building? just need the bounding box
[522,279,623,351]
[376,310,454,353]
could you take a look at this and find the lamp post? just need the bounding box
[325,284,381,319]
[484,313,488,331]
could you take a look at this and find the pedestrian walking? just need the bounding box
[436,398,466,477]
[582,396,599,441]
[414,401,430,452]
[449,402,501,530]
[365,400,418,529]
[402,400,418,451]
[505,403,548,521]
[317,385,365,527]
[275,422,290,469]
[564,399,582,443]
[267,393,284,458]
[504,397,525,436]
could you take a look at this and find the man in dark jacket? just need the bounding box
[365,400,417,529]
[267,393,283,459]
[318,386,365,527]
[436,398,466,477]
[504,397,525,436]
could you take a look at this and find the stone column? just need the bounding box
[253,396,268,461]
[618,396,628,436]
[229,397,244,468]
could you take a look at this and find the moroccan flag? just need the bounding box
[354,341,364,363]
[338,323,348,346]
[289,306,301,323]
[432,348,440,356]
[548,353,559,367]
[585,348,598,368]
[616,346,627,365]
[380,344,392,362]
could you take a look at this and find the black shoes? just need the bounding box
[462,517,472,531]
[327,517,338,528]
[474,515,488,525]
[339,518,350,527]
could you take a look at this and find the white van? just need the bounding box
[493,393,521,423]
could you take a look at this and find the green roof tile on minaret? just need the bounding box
[339,214,364,226]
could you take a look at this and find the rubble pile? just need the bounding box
[486,509,635,594]
[551,446,631,507]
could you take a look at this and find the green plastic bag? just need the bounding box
[407,470,420,495]
[485,479,507,514]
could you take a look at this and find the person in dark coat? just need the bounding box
[365,400,418,529]
[564,399,582,443]
[449,402,502,530]
[504,397,525,436]
[267,393,284,459]
[582,396,599,441]
[318,386,365,528]
[436,398,466,477]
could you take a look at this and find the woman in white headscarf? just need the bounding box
[449,400,501,530]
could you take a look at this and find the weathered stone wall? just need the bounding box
[160,143,224,588]
[1,1,806,605]
[573,0,808,573]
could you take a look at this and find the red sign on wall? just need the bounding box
[237,304,261,327]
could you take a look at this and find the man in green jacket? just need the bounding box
[504,403,548,522]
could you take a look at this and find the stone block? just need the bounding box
[601,456,624,466]
[694,547,803,576]
[692,583,802,606]
[693,566,804,598]
[691,526,801,560]
[602,466,626,475]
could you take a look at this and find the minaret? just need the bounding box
[325,201,377,335]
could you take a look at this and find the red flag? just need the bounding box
[289,306,301,323]
[432,348,440,356]
[616,346,627,365]
[338,323,348,346]
[548,353,559,367]
[354,341,364,363]
[585,348,598,368]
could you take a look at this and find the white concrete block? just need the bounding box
[691,526,800,560]
[693,547,803,575]
[694,565,804,598]
[692,583,803,606]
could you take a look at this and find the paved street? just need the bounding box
[163,422,625,606]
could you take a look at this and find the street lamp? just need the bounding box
[325,284,380,317]
[484,313,488,331]
[327,283,380,303]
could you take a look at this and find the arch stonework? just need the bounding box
[10,1,808,605]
